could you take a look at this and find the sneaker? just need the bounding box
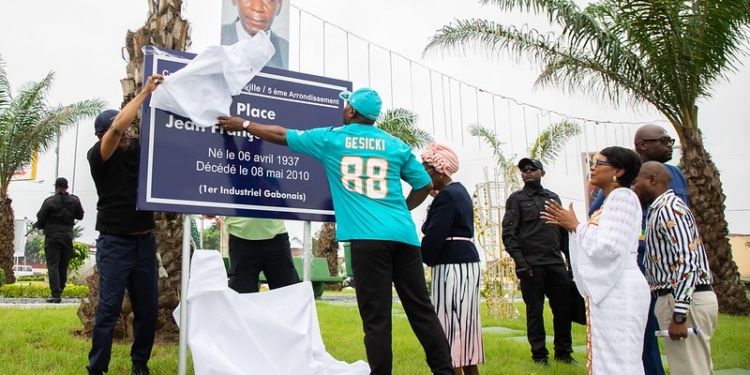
[46,296,62,303]
[533,358,549,367]
[555,355,580,366]
[131,363,151,375]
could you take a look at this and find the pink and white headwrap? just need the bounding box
[420,143,459,176]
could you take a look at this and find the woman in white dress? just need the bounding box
[542,146,650,375]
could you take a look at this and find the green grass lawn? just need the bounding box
[0,299,747,375]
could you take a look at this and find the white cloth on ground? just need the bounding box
[150,32,275,127]
[173,250,370,375]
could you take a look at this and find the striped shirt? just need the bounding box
[644,189,712,315]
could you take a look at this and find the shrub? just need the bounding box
[0,284,88,298]
[16,275,46,282]
[0,268,4,287]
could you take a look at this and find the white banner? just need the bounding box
[13,218,28,258]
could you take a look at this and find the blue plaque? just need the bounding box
[137,47,351,221]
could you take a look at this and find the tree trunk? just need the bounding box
[0,195,16,285]
[77,0,191,341]
[318,222,342,290]
[680,127,750,315]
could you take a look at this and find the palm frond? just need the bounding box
[0,69,105,195]
[0,56,10,112]
[468,123,521,192]
[375,108,433,148]
[528,120,581,164]
[427,0,750,130]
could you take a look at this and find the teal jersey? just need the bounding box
[287,124,431,246]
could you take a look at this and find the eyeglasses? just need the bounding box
[424,165,436,173]
[593,160,611,167]
[520,167,539,173]
[642,137,675,145]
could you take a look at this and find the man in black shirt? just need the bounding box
[86,74,163,375]
[36,177,84,303]
[501,158,575,366]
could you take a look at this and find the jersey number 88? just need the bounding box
[340,156,389,199]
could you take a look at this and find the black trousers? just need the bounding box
[519,264,573,360]
[227,233,299,293]
[350,240,453,375]
[88,232,158,373]
[44,235,74,298]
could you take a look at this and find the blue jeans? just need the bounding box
[88,232,158,374]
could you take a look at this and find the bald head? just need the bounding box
[634,124,675,163]
[631,161,672,205]
[634,124,668,143]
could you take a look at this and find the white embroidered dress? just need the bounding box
[570,188,650,375]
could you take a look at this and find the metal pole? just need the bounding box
[178,214,191,375]
[54,131,61,180]
[303,221,312,282]
[71,122,80,194]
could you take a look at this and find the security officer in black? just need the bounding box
[36,177,84,303]
[502,158,575,366]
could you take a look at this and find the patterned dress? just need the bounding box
[570,188,650,375]
[421,182,485,368]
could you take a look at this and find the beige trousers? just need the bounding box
[655,291,718,375]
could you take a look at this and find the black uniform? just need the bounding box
[502,184,573,362]
[36,191,84,298]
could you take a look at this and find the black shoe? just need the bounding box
[131,363,151,375]
[46,296,62,303]
[555,355,580,366]
[533,358,549,367]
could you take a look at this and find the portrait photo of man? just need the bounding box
[221,0,290,70]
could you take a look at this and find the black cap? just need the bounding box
[94,109,119,134]
[54,177,69,188]
[518,158,544,170]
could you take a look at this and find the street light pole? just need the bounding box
[71,122,80,194]
[54,130,61,180]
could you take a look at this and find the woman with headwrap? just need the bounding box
[420,143,485,375]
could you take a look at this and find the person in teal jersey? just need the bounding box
[222,217,299,293]
[218,88,454,375]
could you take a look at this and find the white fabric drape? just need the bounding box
[150,32,275,127]
[174,250,370,375]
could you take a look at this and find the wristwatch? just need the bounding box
[242,120,250,131]
[673,313,687,324]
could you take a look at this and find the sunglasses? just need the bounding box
[520,167,539,173]
[642,137,675,145]
[424,165,436,173]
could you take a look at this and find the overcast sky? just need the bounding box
[2,0,749,246]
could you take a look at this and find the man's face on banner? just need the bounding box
[232,0,282,36]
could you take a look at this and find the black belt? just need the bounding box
[655,284,712,296]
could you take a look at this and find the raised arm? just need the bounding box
[100,74,163,161]
[218,117,288,146]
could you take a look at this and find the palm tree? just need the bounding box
[425,0,750,315]
[76,0,190,340]
[316,108,434,278]
[0,56,104,285]
[470,120,581,199]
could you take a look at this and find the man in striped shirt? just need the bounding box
[632,161,718,375]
